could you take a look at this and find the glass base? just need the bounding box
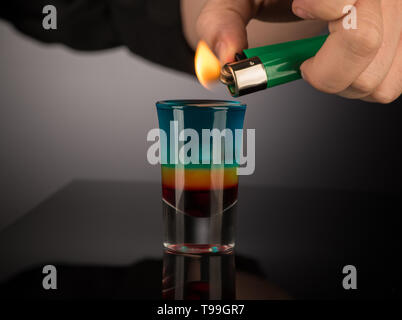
[164,243,234,254]
[163,200,237,254]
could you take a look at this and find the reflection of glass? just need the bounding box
[162,249,235,300]
[156,100,246,253]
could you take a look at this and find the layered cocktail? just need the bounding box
[156,100,246,253]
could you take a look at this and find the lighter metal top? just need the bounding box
[220,57,268,97]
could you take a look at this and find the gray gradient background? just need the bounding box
[1,20,401,231]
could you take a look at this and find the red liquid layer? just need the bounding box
[161,166,238,217]
[162,186,238,217]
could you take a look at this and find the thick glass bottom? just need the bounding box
[163,199,237,254]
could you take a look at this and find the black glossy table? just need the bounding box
[0,180,400,299]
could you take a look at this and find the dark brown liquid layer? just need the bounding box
[162,185,238,217]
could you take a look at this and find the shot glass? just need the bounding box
[156,100,246,253]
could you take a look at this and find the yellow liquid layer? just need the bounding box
[161,166,238,190]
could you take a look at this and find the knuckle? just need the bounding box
[302,62,345,94]
[352,76,379,94]
[345,22,383,57]
[307,76,342,94]
[371,89,400,104]
[316,83,342,94]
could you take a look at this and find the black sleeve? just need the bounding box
[0,0,195,75]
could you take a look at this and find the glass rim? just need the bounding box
[156,99,246,110]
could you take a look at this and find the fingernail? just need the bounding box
[215,41,231,64]
[293,7,315,20]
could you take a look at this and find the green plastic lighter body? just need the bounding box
[244,34,328,88]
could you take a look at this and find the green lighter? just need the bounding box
[220,34,328,97]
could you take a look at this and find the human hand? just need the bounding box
[197,0,402,103]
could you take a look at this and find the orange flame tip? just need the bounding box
[195,40,221,90]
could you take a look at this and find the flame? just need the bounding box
[195,41,221,89]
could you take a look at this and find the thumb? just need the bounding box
[196,0,256,64]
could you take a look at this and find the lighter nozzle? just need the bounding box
[220,64,235,86]
[219,57,268,97]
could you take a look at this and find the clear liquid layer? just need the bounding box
[163,199,237,253]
